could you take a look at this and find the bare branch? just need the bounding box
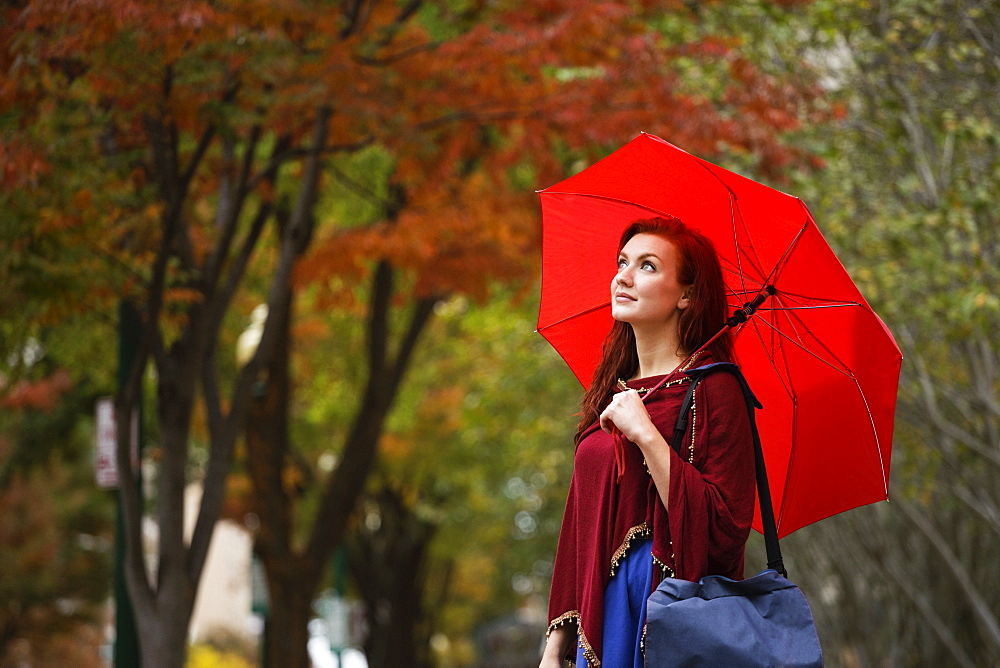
[860,522,978,668]
[952,484,1000,538]
[895,498,1000,649]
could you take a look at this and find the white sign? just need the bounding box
[94,397,138,489]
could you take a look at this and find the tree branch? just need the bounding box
[304,283,438,581]
[339,0,367,39]
[198,136,285,436]
[387,295,437,392]
[367,260,393,378]
[204,123,263,286]
[854,520,977,668]
[190,108,331,581]
[178,122,216,195]
[894,498,1000,649]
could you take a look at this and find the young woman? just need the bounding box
[540,216,756,667]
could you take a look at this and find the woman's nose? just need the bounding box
[616,267,632,285]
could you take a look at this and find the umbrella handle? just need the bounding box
[725,285,776,328]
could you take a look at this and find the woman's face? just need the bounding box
[611,233,690,329]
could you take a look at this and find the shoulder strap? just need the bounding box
[669,363,786,577]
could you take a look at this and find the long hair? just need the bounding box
[574,215,732,441]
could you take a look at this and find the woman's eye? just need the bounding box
[642,261,655,270]
[617,258,627,268]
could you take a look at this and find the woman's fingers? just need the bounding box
[601,389,656,441]
[600,389,640,433]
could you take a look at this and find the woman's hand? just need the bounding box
[603,388,673,502]
[540,627,573,668]
[538,655,565,668]
[599,389,659,448]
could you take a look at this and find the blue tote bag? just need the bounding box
[644,364,823,667]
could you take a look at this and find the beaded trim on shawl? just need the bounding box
[688,384,698,463]
[546,611,599,667]
[609,523,652,577]
[618,350,703,395]
[652,552,675,578]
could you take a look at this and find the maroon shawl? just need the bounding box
[546,361,756,666]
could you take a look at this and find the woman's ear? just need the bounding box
[677,288,692,310]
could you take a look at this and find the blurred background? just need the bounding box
[0,0,997,666]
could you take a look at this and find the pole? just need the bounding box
[114,300,142,667]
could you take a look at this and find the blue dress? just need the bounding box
[575,539,654,667]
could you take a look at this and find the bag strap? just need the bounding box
[669,362,787,577]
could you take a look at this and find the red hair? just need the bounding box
[575,216,732,441]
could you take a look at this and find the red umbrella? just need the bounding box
[537,133,902,537]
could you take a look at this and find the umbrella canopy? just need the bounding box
[537,133,903,537]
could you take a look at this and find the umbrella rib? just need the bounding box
[535,301,610,332]
[740,311,796,403]
[757,303,861,311]
[537,192,677,218]
[776,300,867,380]
[768,286,864,308]
[752,317,854,378]
[762,307,891,500]
[852,373,890,497]
[721,248,767,295]
[728,196,751,305]
[692,159,772,301]
[728,284,860,311]
[760,221,808,289]
[772,301,893,494]
[744,312,797,533]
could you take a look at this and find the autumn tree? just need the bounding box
[1,1,824,665]
[0,382,113,665]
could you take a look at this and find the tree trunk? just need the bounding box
[243,288,316,667]
[245,258,437,662]
[136,601,192,668]
[349,484,437,668]
[262,558,315,668]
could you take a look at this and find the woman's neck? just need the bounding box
[631,323,687,380]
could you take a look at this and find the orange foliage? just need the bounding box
[296,169,539,304]
[0,138,50,191]
[1,369,73,412]
[3,0,825,322]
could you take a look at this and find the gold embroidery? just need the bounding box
[616,351,703,396]
[679,349,704,371]
[610,524,652,577]
[617,375,692,396]
[689,385,697,463]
